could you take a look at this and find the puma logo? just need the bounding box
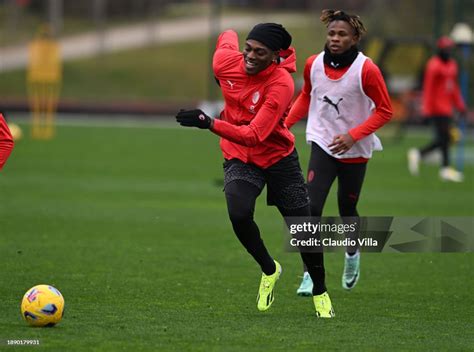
[323,96,343,114]
[227,80,235,89]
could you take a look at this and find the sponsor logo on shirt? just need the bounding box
[252,91,260,104]
[322,95,343,115]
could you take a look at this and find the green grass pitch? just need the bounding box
[0,119,473,351]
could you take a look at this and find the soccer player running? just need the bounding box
[285,10,392,295]
[0,113,14,171]
[407,36,466,182]
[176,23,334,317]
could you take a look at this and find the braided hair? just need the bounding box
[320,9,367,37]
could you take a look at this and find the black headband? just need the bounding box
[246,23,292,51]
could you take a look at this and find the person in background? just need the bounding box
[408,36,467,182]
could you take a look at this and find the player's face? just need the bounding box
[243,40,278,75]
[326,20,359,55]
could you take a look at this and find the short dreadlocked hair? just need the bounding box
[320,9,367,37]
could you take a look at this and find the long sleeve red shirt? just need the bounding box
[286,54,392,162]
[422,55,466,117]
[211,30,296,168]
[0,113,14,170]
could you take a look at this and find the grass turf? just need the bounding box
[0,120,473,351]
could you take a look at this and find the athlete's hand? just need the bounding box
[176,109,213,129]
[328,134,355,155]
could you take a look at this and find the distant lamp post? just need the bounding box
[450,23,473,172]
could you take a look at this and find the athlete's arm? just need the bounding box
[285,55,317,128]
[0,113,14,170]
[211,82,294,147]
[213,30,240,78]
[347,60,393,141]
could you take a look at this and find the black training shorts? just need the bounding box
[223,149,309,210]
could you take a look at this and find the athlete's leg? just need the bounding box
[337,161,367,253]
[265,148,328,295]
[301,143,337,275]
[336,162,367,217]
[337,161,367,289]
[278,204,327,295]
[435,117,451,168]
[278,204,334,317]
[420,116,443,158]
[225,180,275,275]
[307,143,338,217]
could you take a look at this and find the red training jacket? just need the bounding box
[211,30,296,169]
[422,55,466,117]
[0,113,14,170]
[286,54,392,163]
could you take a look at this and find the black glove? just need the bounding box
[176,109,213,129]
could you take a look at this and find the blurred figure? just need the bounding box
[0,113,14,170]
[286,9,392,295]
[407,36,466,182]
[28,24,62,140]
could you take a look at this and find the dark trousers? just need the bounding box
[420,116,451,167]
[223,151,327,295]
[305,143,367,259]
[307,143,367,218]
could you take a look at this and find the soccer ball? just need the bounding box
[7,123,23,141]
[21,285,65,327]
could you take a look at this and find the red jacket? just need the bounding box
[422,55,466,117]
[0,113,14,170]
[211,30,296,169]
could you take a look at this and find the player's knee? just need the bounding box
[338,193,360,216]
[228,207,253,224]
[226,194,254,224]
[338,200,358,216]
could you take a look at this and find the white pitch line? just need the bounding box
[9,115,184,129]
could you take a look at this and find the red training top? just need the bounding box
[211,30,296,169]
[422,55,466,117]
[286,54,392,163]
[0,113,14,170]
